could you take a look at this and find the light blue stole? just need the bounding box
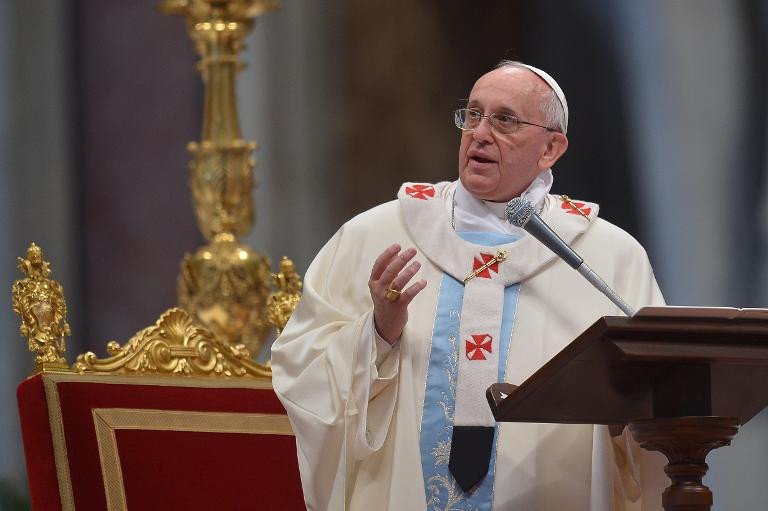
[419,231,521,510]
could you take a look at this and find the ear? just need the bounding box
[537,132,568,170]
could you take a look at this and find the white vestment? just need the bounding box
[272,181,666,511]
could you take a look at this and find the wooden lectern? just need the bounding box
[487,307,768,511]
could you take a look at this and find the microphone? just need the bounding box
[505,198,634,317]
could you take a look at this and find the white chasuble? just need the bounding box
[272,180,667,511]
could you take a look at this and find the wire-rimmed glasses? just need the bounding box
[453,108,557,135]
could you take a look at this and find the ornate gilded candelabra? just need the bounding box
[161,0,301,360]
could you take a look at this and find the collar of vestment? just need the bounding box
[453,170,553,234]
[399,181,599,285]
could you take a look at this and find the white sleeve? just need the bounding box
[271,225,400,510]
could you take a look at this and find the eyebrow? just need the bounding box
[466,99,519,117]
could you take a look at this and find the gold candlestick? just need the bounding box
[162,0,299,362]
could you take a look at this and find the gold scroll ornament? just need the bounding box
[11,243,71,373]
[73,307,271,378]
[162,0,301,358]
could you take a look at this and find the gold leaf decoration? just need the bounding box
[73,308,271,378]
[267,256,302,335]
[11,243,71,374]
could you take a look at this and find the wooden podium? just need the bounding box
[487,307,768,511]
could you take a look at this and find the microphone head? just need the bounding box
[505,197,534,227]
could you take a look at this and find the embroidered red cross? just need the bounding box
[405,184,435,200]
[466,334,493,361]
[561,199,591,216]
[471,253,501,279]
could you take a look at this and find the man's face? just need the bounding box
[458,67,567,201]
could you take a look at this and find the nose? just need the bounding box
[471,116,494,144]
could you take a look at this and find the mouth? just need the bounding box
[467,153,498,171]
[470,155,495,164]
[467,149,497,165]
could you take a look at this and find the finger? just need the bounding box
[389,260,421,292]
[399,279,427,305]
[370,244,401,281]
[378,248,417,286]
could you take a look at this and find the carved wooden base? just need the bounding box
[629,416,740,511]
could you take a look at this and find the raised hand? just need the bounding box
[368,244,427,344]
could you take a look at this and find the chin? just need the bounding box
[460,172,497,199]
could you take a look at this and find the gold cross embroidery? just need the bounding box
[560,194,591,219]
[464,249,508,283]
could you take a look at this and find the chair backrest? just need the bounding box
[17,372,305,511]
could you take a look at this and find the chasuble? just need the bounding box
[272,181,665,511]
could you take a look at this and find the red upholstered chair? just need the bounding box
[16,309,305,511]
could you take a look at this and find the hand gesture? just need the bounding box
[369,244,427,344]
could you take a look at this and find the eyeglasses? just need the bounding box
[453,108,557,135]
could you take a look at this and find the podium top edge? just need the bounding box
[633,306,768,321]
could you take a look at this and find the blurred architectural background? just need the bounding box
[1,0,767,508]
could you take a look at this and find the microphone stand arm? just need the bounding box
[576,263,635,317]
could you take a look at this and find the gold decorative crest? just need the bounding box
[73,307,271,378]
[267,256,302,335]
[11,243,72,373]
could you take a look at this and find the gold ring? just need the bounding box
[385,287,402,302]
